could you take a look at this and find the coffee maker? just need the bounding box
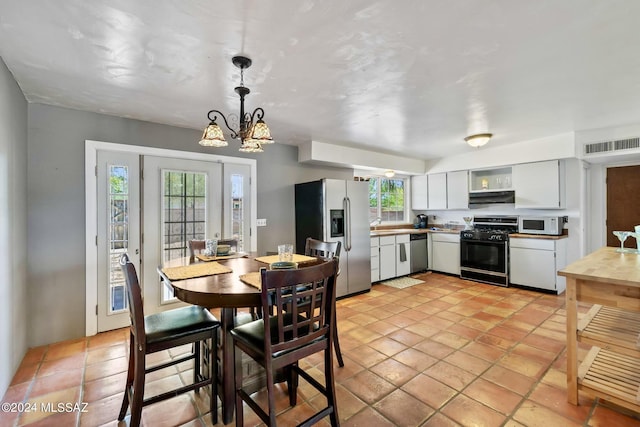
[416,214,428,229]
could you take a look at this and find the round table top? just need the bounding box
[159,255,265,309]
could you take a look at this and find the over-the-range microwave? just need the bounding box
[518,216,564,236]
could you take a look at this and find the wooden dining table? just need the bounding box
[158,253,318,425]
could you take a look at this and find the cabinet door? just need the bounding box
[396,240,411,276]
[510,247,556,290]
[427,173,447,210]
[513,160,563,209]
[411,175,429,210]
[447,170,469,209]
[432,241,460,275]
[379,244,396,280]
[371,246,380,283]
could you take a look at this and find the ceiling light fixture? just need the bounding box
[465,133,492,148]
[198,55,274,153]
[384,170,396,178]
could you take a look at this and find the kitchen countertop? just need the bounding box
[370,228,569,239]
[370,228,459,237]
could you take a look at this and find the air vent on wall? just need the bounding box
[584,137,640,155]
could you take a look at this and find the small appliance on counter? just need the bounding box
[416,214,428,229]
[518,216,565,236]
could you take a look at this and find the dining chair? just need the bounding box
[304,238,345,367]
[118,254,220,427]
[231,258,340,427]
[188,238,239,257]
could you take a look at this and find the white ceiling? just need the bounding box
[2,0,640,159]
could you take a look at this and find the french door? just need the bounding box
[141,156,222,315]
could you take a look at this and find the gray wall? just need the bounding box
[0,58,28,396]
[27,103,351,347]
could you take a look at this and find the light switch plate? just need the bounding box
[257,218,267,227]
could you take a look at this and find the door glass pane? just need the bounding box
[161,169,207,302]
[108,165,129,314]
[231,174,244,251]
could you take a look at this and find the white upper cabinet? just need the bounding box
[410,175,429,210]
[513,160,565,209]
[427,173,447,210]
[446,170,469,209]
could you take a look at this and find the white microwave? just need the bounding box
[518,216,563,236]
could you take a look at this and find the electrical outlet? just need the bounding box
[257,218,267,227]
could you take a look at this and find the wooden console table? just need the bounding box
[558,246,640,412]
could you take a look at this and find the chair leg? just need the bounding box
[234,344,244,427]
[194,341,201,392]
[129,346,146,427]
[324,346,339,427]
[286,364,299,406]
[333,324,345,368]
[265,363,277,427]
[118,333,135,421]
[210,334,218,425]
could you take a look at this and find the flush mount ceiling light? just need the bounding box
[198,55,274,153]
[384,170,396,178]
[465,133,492,148]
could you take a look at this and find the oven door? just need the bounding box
[460,240,507,273]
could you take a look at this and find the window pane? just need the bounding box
[108,165,129,314]
[369,177,405,223]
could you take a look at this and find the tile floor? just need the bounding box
[3,272,640,426]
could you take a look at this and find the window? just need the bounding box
[369,177,406,223]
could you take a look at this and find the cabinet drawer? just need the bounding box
[380,235,396,246]
[370,237,379,247]
[395,234,410,244]
[431,233,460,243]
[510,238,554,251]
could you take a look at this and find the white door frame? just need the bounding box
[85,139,257,336]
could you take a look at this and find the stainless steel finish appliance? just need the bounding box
[294,179,371,298]
[460,216,518,287]
[468,190,515,207]
[518,216,564,235]
[410,233,428,273]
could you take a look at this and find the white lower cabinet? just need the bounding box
[395,234,411,276]
[370,238,380,283]
[430,233,460,275]
[509,237,567,294]
[379,235,396,281]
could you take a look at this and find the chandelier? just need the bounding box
[198,55,274,153]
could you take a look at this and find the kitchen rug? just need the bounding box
[380,277,425,289]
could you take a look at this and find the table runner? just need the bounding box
[162,262,232,281]
[254,254,316,265]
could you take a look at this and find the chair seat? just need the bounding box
[145,305,219,346]
[230,314,315,358]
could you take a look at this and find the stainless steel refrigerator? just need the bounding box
[294,179,371,298]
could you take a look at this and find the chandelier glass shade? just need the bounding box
[198,55,274,152]
[464,133,492,148]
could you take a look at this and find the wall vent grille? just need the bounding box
[584,137,640,155]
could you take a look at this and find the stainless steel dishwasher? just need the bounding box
[410,233,428,273]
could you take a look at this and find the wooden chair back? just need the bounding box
[119,253,146,350]
[259,258,338,362]
[304,238,341,259]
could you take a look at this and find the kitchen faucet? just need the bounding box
[370,217,382,228]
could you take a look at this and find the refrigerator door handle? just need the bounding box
[344,196,352,251]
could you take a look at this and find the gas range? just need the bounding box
[459,216,519,287]
[460,216,518,241]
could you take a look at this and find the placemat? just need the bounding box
[162,262,232,281]
[239,272,261,290]
[255,254,316,265]
[196,252,249,262]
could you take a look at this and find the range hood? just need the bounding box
[469,190,515,207]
